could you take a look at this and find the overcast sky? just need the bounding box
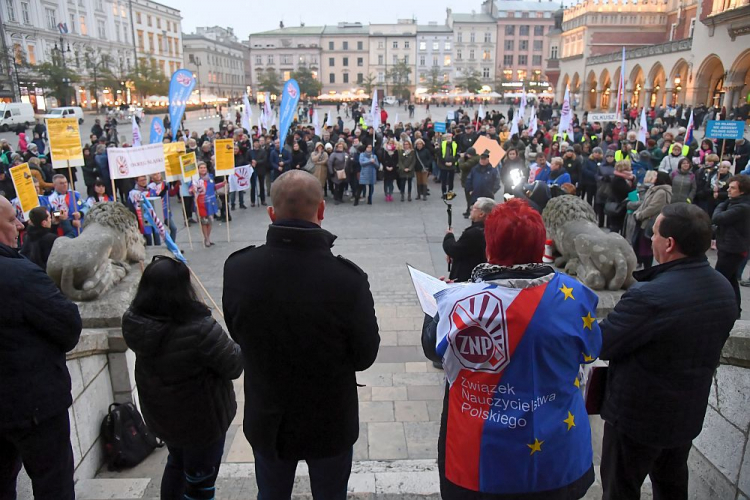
[179,1,484,39]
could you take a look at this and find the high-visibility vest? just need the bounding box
[668,144,690,157]
[441,141,458,158]
[614,150,636,162]
[553,133,569,142]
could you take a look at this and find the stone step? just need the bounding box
[75,461,652,499]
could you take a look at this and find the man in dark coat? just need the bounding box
[0,195,82,499]
[19,206,58,271]
[712,175,750,316]
[599,203,737,500]
[222,171,380,499]
[466,153,500,205]
[443,196,496,283]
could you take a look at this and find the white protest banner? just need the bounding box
[107,143,166,180]
[229,165,254,192]
[586,113,619,123]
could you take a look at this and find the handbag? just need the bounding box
[336,169,347,180]
[604,199,627,217]
[302,157,315,173]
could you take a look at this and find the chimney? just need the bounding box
[279,20,284,29]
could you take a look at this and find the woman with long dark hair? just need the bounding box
[122,255,242,500]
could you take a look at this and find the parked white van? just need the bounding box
[0,102,35,131]
[44,106,85,124]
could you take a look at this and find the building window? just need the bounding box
[147,15,151,27]
[267,55,273,64]
[329,73,335,83]
[469,49,475,60]
[518,55,528,65]
[484,32,491,43]
[505,25,515,35]
[357,73,363,83]
[444,55,451,66]
[419,41,426,51]
[328,41,334,50]
[328,57,334,67]
[532,55,542,65]
[391,41,397,49]
[534,25,545,36]
[157,34,163,52]
[357,41,363,50]
[357,57,363,66]
[147,33,153,52]
[115,21,120,41]
[26,44,35,64]
[689,18,696,38]
[503,54,513,65]
[343,41,348,50]
[456,49,462,60]
[505,40,514,51]
[520,25,529,36]
[405,41,410,48]
[445,41,451,50]
[378,41,384,49]
[281,55,291,64]
[255,55,261,65]
[432,41,439,50]
[522,11,529,18]
[45,8,55,30]
[156,17,160,29]
[550,45,558,59]
[5,0,16,22]
[342,57,348,67]
[483,67,490,78]
[457,32,462,42]
[392,54,398,64]
[470,32,475,42]
[534,40,543,51]
[482,50,490,61]
[519,40,528,51]
[95,0,102,10]
[404,55,409,64]
[136,12,141,23]
[433,56,438,66]
[378,54,383,65]
[137,30,144,50]
[79,15,87,35]
[419,55,425,66]
[517,69,526,80]
[377,72,384,83]
[343,73,349,83]
[69,13,76,33]
[21,1,30,24]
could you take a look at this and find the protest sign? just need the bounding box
[9,163,38,219]
[229,165,254,192]
[163,142,186,182]
[180,152,197,181]
[434,122,446,133]
[472,136,506,167]
[47,118,84,167]
[586,113,619,124]
[214,138,235,176]
[107,143,166,180]
[705,120,745,140]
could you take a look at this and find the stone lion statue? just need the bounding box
[47,202,146,301]
[542,195,636,290]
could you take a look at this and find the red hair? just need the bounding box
[484,199,546,266]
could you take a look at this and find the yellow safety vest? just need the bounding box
[441,141,458,158]
[668,144,690,157]
[553,133,569,142]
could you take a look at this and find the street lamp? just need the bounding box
[192,56,202,103]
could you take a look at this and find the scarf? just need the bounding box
[614,169,635,187]
[470,262,554,285]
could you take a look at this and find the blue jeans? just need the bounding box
[161,436,225,500]
[384,179,395,196]
[230,190,245,207]
[253,447,353,500]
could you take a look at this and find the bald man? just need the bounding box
[222,171,379,499]
[0,195,82,499]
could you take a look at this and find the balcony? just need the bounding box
[586,38,691,65]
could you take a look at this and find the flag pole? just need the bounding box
[67,160,80,236]
[179,189,194,250]
[224,186,231,243]
[189,266,224,319]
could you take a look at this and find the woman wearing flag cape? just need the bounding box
[189,162,222,248]
[422,199,601,499]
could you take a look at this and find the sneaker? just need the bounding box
[240,205,248,209]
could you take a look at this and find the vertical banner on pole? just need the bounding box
[168,69,196,140]
[150,117,165,144]
[278,79,301,148]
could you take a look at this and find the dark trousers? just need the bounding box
[0,411,75,500]
[440,169,454,195]
[715,250,745,316]
[580,184,596,205]
[333,182,345,202]
[601,422,691,500]
[251,172,266,204]
[161,436,225,500]
[229,190,245,208]
[253,448,352,500]
[397,177,413,195]
[183,195,195,222]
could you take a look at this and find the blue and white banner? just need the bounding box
[705,120,745,140]
[168,69,196,140]
[141,196,186,263]
[278,79,301,148]
[242,94,253,133]
[150,117,165,144]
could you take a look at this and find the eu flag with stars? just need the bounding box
[434,271,601,494]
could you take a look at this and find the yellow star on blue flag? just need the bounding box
[564,411,576,431]
[582,312,596,330]
[582,353,595,362]
[527,438,544,455]
[559,284,575,300]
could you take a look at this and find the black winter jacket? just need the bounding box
[600,257,737,447]
[19,225,58,271]
[121,310,243,447]
[712,193,750,254]
[223,222,380,460]
[443,222,486,282]
[0,243,82,429]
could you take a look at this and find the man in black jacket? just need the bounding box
[0,195,82,499]
[712,175,750,316]
[222,171,380,499]
[443,197,495,283]
[20,206,58,271]
[599,203,737,500]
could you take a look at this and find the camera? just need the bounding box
[52,211,62,218]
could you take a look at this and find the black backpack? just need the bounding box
[100,402,162,471]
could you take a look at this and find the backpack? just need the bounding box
[100,402,162,471]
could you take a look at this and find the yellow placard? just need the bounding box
[214,139,235,176]
[180,152,197,180]
[163,142,186,182]
[46,118,83,165]
[9,163,39,219]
